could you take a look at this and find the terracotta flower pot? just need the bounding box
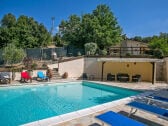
[62,72,68,78]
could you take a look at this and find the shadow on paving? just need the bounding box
[119,111,164,126]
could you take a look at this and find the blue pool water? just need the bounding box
[0,81,141,126]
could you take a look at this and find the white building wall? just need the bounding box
[58,58,84,79]
[48,63,58,69]
[58,57,102,80]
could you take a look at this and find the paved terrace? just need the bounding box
[1,80,168,126]
[52,81,168,126]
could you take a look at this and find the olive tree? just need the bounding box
[2,43,26,65]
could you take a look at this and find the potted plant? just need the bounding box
[42,63,48,69]
[31,63,38,70]
[62,72,68,79]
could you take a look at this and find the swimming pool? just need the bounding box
[0,81,141,126]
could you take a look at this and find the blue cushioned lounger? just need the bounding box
[37,71,48,80]
[127,101,168,119]
[95,111,146,126]
[146,95,168,103]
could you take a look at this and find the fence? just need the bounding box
[0,46,84,65]
[107,47,163,58]
[25,47,68,60]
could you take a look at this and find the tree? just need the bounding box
[58,4,123,49]
[149,33,168,56]
[0,13,18,48]
[59,15,82,47]
[130,36,142,42]
[129,36,152,43]
[0,13,51,49]
[15,15,51,48]
[2,43,26,81]
[91,5,122,49]
[54,33,64,46]
[1,13,16,28]
[81,14,95,46]
[2,43,26,65]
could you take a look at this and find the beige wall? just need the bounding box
[103,62,153,82]
[48,63,58,69]
[84,58,102,80]
[58,58,84,78]
[12,57,165,83]
[84,58,153,82]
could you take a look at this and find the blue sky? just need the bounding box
[1,0,168,37]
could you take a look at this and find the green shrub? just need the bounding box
[100,49,107,56]
[84,42,97,55]
[42,63,48,68]
[126,53,131,56]
[2,43,26,65]
[153,49,164,58]
[77,51,81,56]
[31,63,38,70]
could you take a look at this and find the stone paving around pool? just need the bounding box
[1,80,168,126]
[54,81,168,126]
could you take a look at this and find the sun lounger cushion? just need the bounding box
[146,95,168,103]
[37,71,48,80]
[163,113,168,117]
[127,101,168,119]
[0,72,10,84]
[21,71,31,79]
[89,123,101,126]
[95,111,145,126]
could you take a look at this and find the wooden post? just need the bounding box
[120,47,122,58]
[151,62,156,84]
[101,61,106,81]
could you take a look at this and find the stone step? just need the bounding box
[51,69,62,79]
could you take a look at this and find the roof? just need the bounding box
[97,58,163,62]
[124,40,148,46]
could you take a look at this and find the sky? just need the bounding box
[1,0,168,38]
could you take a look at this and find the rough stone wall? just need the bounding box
[156,62,164,81]
[163,58,168,83]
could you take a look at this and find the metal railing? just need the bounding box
[105,47,163,58]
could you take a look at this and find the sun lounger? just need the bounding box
[0,72,11,84]
[20,71,32,83]
[146,95,168,104]
[95,111,146,126]
[127,101,168,120]
[89,123,101,126]
[37,71,48,81]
